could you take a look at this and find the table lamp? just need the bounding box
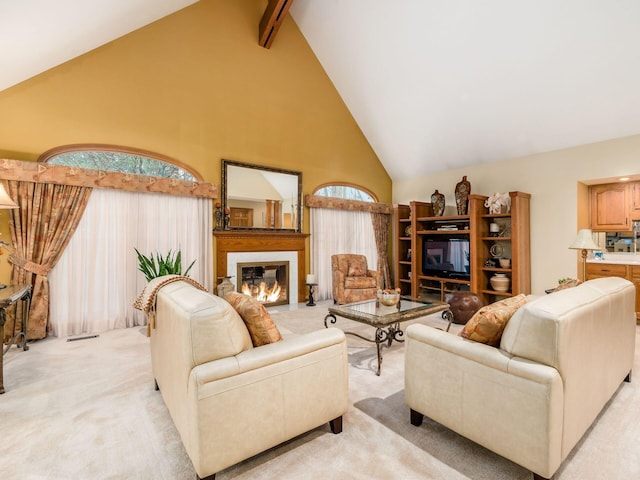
[0,182,18,289]
[569,229,600,281]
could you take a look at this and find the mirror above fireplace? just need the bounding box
[222,159,302,232]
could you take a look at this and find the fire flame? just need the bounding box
[242,280,282,303]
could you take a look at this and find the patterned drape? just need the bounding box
[4,181,92,340]
[371,212,391,290]
[0,158,216,198]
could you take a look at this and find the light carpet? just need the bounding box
[1,300,639,479]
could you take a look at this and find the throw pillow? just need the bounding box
[459,294,528,346]
[552,278,581,292]
[225,292,282,346]
[347,258,367,277]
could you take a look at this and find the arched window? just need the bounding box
[39,144,201,181]
[314,183,377,202]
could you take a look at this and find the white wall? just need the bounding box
[393,133,640,294]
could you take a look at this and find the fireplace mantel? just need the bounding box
[214,231,309,302]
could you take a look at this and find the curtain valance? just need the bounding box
[0,159,217,198]
[304,194,392,214]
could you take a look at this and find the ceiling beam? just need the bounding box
[259,0,295,49]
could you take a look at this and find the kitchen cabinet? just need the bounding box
[589,183,630,231]
[629,266,640,316]
[631,182,640,220]
[586,262,640,321]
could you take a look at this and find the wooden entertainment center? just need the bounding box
[393,192,531,306]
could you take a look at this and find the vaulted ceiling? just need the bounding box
[3,1,640,181]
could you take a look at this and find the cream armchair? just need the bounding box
[149,280,349,480]
[331,254,380,304]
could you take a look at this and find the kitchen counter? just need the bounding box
[585,257,640,323]
[586,254,640,265]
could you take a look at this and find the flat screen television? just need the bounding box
[422,237,470,280]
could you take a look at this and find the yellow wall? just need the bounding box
[0,0,389,203]
[0,0,390,282]
[394,133,640,294]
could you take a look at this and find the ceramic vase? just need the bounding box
[455,175,471,215]
[490,273,510,292]
[431,190,445,216]
[217,276,235,297]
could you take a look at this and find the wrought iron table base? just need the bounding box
[325,309,453,376]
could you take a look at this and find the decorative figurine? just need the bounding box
[215,202,223,230]
[485,192,511,214]
[223,207,231,230]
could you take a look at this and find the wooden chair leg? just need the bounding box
[329,416,343,434]
[197,474,216,480]
[410,409,424,426]
[532,473,550,480]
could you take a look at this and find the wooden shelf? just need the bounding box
[418,275,470,284]
[417,214,470,222]
[480,289,514,297]
[393,193,530,304]
[418,230,470,235]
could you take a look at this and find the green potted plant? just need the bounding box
[135,248,196,282]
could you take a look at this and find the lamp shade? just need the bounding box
[0,183,17,209]
[569,229,600,251]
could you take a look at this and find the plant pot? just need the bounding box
[217,276,235,297]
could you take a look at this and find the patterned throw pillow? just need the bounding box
[344,276,377,289]
[553,278,581,292]
[347,258,367,277]
[224,292,282,346]
[459,294,528,346]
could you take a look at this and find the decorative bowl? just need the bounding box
[377,291,400,306]
[499,258,511,268]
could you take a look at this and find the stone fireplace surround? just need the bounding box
[214,231,308,304]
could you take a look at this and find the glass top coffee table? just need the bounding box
[324,297,452,375]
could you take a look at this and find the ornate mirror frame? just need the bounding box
[221,159,302,232]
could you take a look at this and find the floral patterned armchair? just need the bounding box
[331,254,380,304]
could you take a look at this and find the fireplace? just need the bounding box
[214,231,308,305]
[237,261,289,307]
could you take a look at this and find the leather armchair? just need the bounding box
[150,280,349,480]
[331,254,380,304]
[405,277,636,480]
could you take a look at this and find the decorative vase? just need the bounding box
[217,276,235,297]
[455,175,471,215]
[490,273,510,292]
[214,203,223,230]
[431,190,445,216]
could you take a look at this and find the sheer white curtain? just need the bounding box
[49,188,212,337]
[310,208,378,301]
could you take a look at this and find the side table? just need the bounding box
[0,284,32,394]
